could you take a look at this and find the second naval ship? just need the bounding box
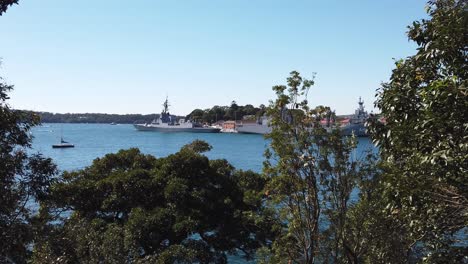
[236,116,272,135]
[340,97,369,137]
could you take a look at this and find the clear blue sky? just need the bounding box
[0,0,428,115]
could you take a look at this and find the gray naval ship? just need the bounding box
[134,98,221,133]
[340,97,369,137]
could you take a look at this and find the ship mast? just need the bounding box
[162,96,170,114]
[358,97,364,112]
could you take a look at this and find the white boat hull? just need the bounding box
[134,124,220,133]
[236,125,271,135]
[340,124,368,137]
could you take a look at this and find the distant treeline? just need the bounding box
[36,107,355,125]
[35,102,267,124]
[36,101,267,124]
[186,101,267,123]
[37,112,163,124]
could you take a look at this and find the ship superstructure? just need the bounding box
[134,98,220,133]
[340,97,369,137]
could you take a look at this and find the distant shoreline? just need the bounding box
[31,111,364,124]
[34,111,168,124]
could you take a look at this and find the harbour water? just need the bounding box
[31,123,270,172]
[30,123,375,263]
[32,123,374,173]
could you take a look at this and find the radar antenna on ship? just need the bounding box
[162,96,170,114]
[358,97,365,113]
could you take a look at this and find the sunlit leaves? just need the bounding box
[367,0,467,261]
[35,141,279,262]
[263,71,372,263]
[1,70,57,263]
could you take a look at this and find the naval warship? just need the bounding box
[340,97,369,137]
[134,98,221,133]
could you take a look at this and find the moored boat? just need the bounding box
[134,98,221,133]
[340,97,369,137]
[52,137,74,148]
[236,116,272,135]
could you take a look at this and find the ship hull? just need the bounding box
[236,125,272,135]
[134,124,220,133]
[340,124,368,137]
[52,144,75,148]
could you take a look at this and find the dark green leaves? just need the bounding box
[36,141,278,262]
[263,71,371,263]
[1,70,57,263]
[0,0,18,16]
[367,0,468,261]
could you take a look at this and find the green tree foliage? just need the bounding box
[0,0,18,15]
[0,71,57,263]
[186,103,264,124]
[36,104,262,124]
[343,152,413,263]
[34,142,279,263]
[261,71,372,263]
[187,109,205,122]
[366,0,467,261]
[36,112,166,124]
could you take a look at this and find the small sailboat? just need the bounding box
[52,137,74,148]
[53,127,75,148]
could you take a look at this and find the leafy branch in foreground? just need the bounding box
[34,141,280,263]
[0,0,18,16]
[260,71,374,263]
[1,69,57,264]
[367,0,467,261]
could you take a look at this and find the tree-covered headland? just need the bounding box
[35,101,266,124]
[186,102,267,124]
